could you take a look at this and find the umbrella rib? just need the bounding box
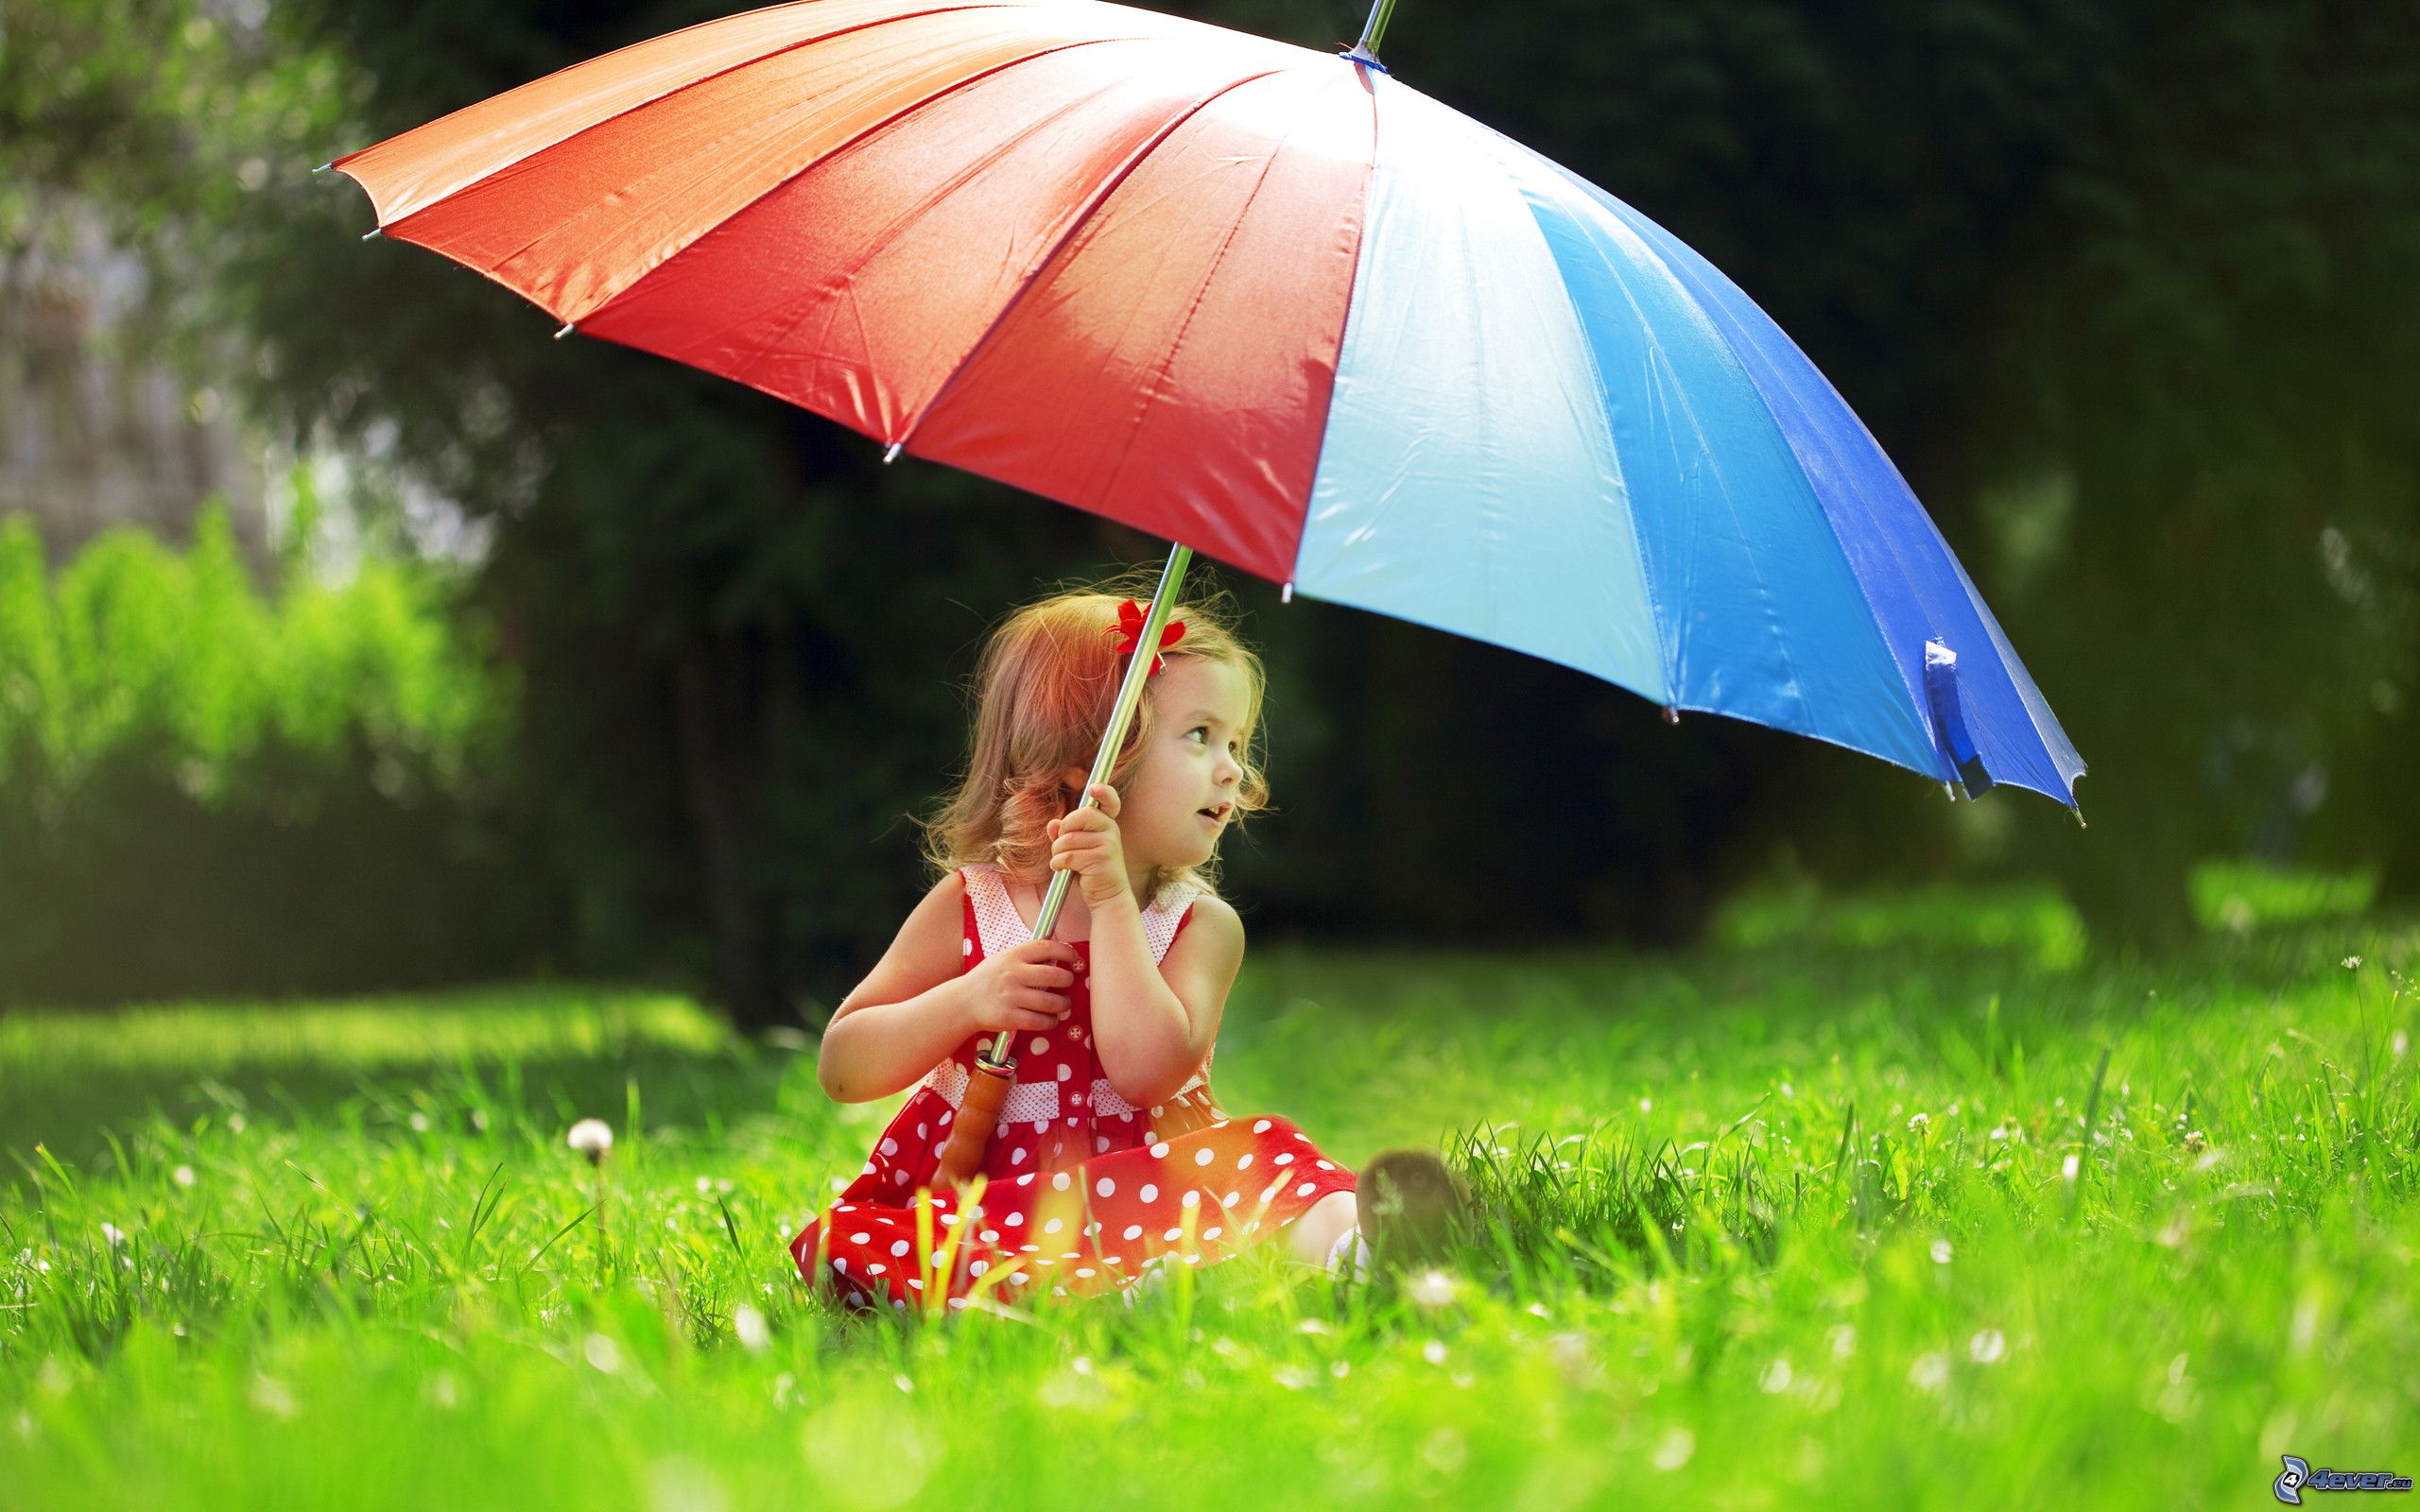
[1091,101,1294,508]
[1527,215,1682,708]
[475,13,1058,296]
[1565,168,1948,783]
[884,65,1297,459]
[724,65,1150,395]
[1275,71,1381,599]
[351,3,1028,226]
[568,35,1158,342]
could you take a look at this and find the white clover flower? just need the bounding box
[1421,1339,1449,1365]
[2342,955,2362,970]
[583,1334,622,1373]
[171,1165,196,1189]
[1907,1111,1930,1134]
[567,1119,614,1164]
[1651,1426,1695,1471]
[1969,1329,2006,1364]
[100,1224,128,1248]
[1908,1351,1951,1394]
[734,1305,770,1351]
[1929,1239,1953,1264]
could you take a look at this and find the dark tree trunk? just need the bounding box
[2048,755,2202,955]
[671,633,786,1029]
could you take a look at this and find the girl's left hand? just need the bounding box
[1047,782,1134,912]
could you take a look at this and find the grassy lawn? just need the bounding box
[2,870,2414,1510]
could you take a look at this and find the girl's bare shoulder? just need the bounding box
[1168,892,1244,957]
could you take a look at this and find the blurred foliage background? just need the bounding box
[1,0,2413,1023]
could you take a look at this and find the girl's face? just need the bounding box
[1067,654,1252,877]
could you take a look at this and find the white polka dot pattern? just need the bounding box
[913,1057,1062,1125]
[960,862,1202,965]
[919,1058,970,1110]
[999,1080,1061,1125]
[790,879,1360,1317]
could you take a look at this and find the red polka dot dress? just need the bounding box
[789,862,1357,1315]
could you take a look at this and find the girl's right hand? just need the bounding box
[957,939,1082,1038]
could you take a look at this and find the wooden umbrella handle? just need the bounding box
[935,1059,1012,1189]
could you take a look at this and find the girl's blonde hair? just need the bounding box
[917,569,1270,907]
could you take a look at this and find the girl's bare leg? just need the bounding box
[1280,1190,1358,1265]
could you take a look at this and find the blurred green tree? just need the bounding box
[1964,0,2420,941]
[10,0,2411,1018]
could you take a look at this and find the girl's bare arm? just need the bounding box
[816,873,974,1104]
[1089,893,1244,1108]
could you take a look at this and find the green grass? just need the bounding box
[3,872,2416,1510]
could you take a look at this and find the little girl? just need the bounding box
[790,580,1461,1314]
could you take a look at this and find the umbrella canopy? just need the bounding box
[325,0,2083,809]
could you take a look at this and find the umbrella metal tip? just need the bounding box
[361,226,383,240]
[1281,580,1293,604]
[312,162,332,174]
[883,441,904,464]
[554,322,577,339]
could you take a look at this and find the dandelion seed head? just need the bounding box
[567,1119,614,1163]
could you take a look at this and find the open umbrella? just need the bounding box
[322,0,2085,1186]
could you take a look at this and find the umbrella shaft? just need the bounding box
[979,539,1195,1069]
[1354,0,1400,60]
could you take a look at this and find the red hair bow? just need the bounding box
[1112,598,1185,677]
